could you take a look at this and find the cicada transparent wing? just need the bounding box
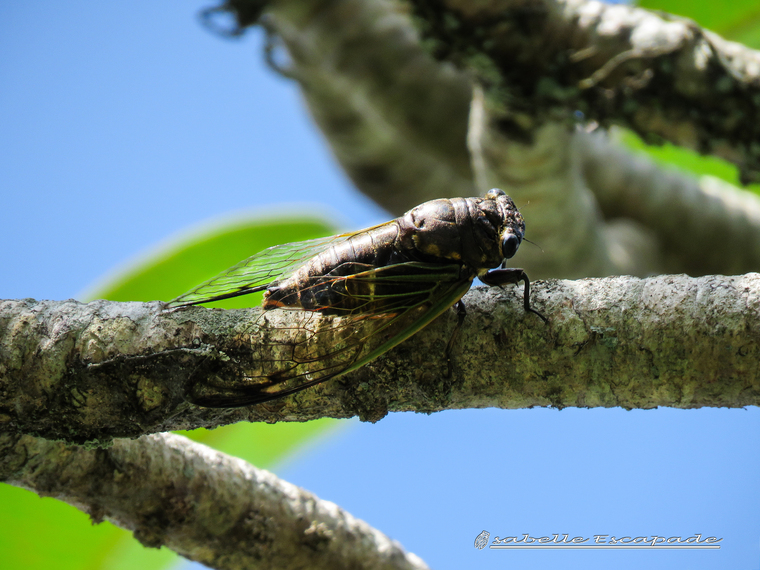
[167,233,358,307]
[188,262,473,407]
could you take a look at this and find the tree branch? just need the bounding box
[468,89,625,278]
[259,0,477,214]
[408,0,760,182]
[3,274,759,443]
[579,129,760,276]
[0,432,429,570]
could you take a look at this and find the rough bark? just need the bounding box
[258,0,477,214]
[408,0,760,182]
[0,432,429,570]
[3,274,759,444]
[468,90,621,278]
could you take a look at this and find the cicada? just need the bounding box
[169,188,545,407]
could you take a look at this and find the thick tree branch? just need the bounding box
[408,0,760,182]
[468,89,626,278]
[3,274,760,443]
[0,432,429,570]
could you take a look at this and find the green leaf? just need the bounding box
[638,0,760,47]
[2,214,343,570]
[88,216,337,307]
[620,130,760,195]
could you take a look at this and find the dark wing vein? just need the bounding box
[167,234,350,307]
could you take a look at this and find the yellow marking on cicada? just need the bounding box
[424,243,442,257]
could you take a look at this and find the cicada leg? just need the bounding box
[444,300,467,378]
[480,268,548,324]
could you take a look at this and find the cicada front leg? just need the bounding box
[480,268,547,324]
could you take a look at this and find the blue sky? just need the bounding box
[0,1,385,303]
[2,3,759,570]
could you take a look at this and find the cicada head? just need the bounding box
[479,188,525,268]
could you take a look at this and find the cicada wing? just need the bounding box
[167,234,348,307]
[188,262,474,407]
[189,309,392,407]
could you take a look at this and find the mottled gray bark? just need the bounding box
[216,0,760,279]
[409,0,760,181]
[468,90,621,278]
[2,274,759,444]
[0,432,429,570]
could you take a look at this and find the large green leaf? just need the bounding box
[1,214,343,570]
[638,0,760,47]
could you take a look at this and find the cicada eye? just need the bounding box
[501,232,521,259]
[485,188,506,200]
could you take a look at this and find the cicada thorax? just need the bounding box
[399,195,522,273]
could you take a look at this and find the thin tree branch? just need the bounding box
[3,274,759,443]
[0,432,429,570]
